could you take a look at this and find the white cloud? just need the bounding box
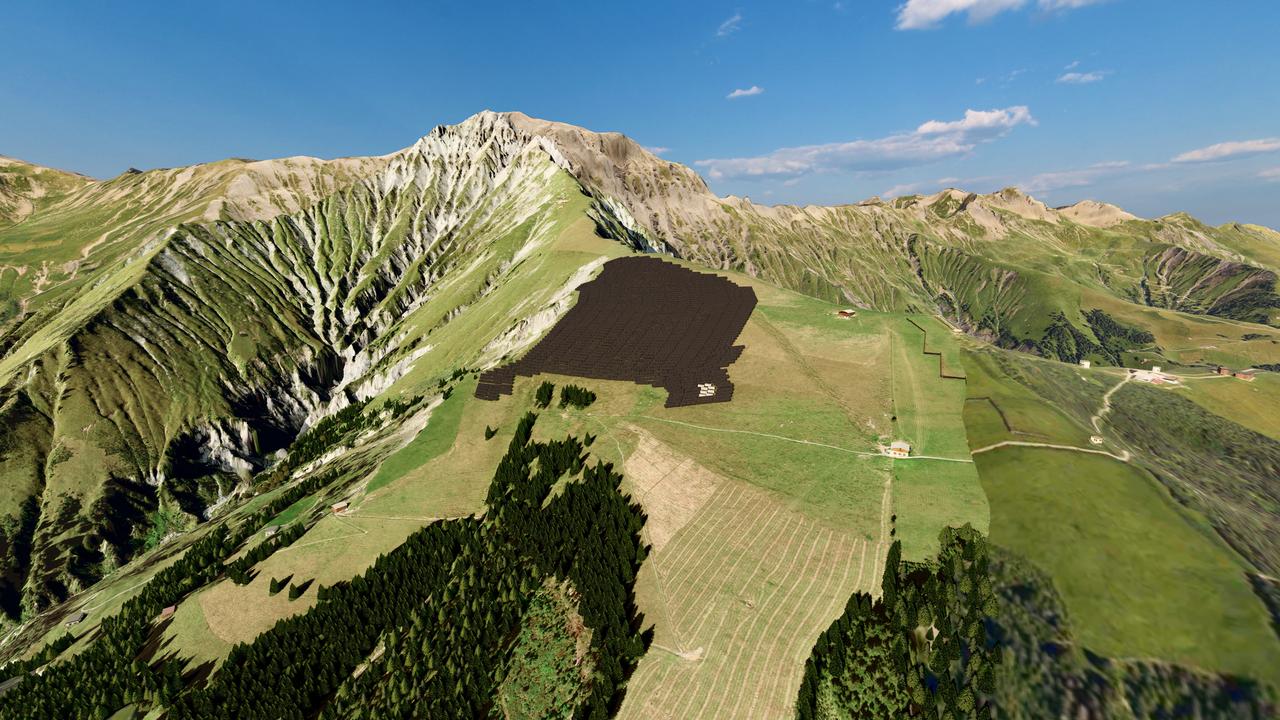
[1041,0,1108,8]
[883,183,926,198]
[896,0,1023,29]
[883,177,963,198]
[976,68,1026,86]
[727,86,765,99]
[916,106,1036,135]
[1171,138,1280,163]
[696,106,1035,181]
[1057,70,1108,84]
[644,146,671,156]
[1261,167,1280,182]
[895,0,1108,30]
[717,11,743,37]
[1019,160,1129,193]
[1064,59,1080,70]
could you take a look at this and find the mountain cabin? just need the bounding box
[887,441,911,458]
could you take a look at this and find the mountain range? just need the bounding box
[1,112,1278,718]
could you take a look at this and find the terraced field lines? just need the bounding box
[670,522,812,718]
[657,485,754,594]
[733,535,855,719]
[623,480,879,717]
[668,505,789,642]
[640,491,788,712]
[645,497,772,670]
[623,656,676,714]
[873,472,893,590]
[639,533,687,655]
[665,499,834,717]
[747,538,860,717]
[689,530,820,718]
[763,537,855,710]
[674,512,800,650]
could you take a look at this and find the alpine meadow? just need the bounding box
[2,2,1280,718]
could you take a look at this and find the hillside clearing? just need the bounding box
[977,446,1280,686]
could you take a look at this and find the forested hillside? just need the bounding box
[1,110,1278,719]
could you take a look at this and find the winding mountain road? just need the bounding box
[1091,372,1132,432]
[969,439,1130,462]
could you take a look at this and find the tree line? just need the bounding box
[0,385,645,718]
[796,525,1001,719]
[559,384,597,409]
[0,521,244,716]
[0,462,348,716]
[325,409,647,718]
[225,523,308,585]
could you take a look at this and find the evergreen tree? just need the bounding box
[534,381,555,408]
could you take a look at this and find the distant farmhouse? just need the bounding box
[64,611,87,628]
[1216,365,1256,381]
[1131,367,1177,385]
[885,441,911,458]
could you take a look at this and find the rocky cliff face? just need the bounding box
[1,110,1277,618]
[501,112,1279,337]
[0,112,620,615]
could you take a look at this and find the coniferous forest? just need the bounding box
[797,526,1277,719]
[0,404,647,719]
[796,525,1001,719]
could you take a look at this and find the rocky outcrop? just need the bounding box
[4,109,1279,619]
[0,112,597,615]
[1142,245,1279,325]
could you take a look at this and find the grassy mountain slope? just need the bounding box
[0,111,1278,717]
[515,111,1279,352]
[960,343,1280,688]
[0,152,386,350]
[0,112,627,617]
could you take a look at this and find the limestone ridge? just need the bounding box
[487,114,1279,334]
[1,110,1278,617]
[0,111,643,614]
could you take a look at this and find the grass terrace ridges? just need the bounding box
[476,256,756,407]
[619,479,870,720]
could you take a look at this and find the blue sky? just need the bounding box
[4,1,1279,226]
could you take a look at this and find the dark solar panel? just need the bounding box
[475,256,757,407]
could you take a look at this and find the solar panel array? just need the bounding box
[476,256,757,407]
